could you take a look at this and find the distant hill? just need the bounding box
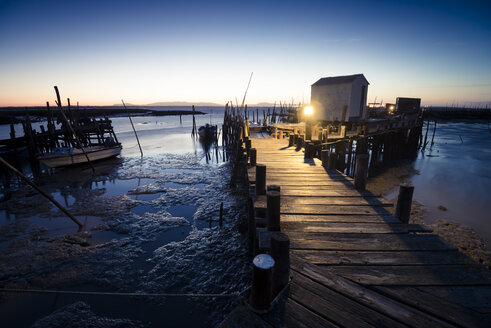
[147,101,222,107]
[111,101,277,107]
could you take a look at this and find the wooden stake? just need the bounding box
[396,184,414,224]
[249,254,274,311]
[122,100,143,157]
[270,232,290,297]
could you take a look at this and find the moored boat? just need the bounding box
[37,144,122,168]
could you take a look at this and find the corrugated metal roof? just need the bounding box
[312,74,369,86]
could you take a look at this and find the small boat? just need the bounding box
[37,139,122,168]
[198,124,217,141]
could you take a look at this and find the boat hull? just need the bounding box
[37,146,122,168]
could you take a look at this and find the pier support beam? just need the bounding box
[327,151,337,170]
[354,154,369,190]
[244,137,251,158]
[304,141,313,159]
[250,148,257,166]
[396,184,414,223]
[250,254,275,311]
[321,149,329,167]
[305,122,312,141]
[267,190,280,231]
[271,232,290,297]
[255,164,266,195]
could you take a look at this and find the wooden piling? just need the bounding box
[288,134,294,147]
[255,164,266,195]
[354,154,369,190]
[321,149,329,167]
[271,232,290,297]
[266,190,280,231]
[249,254,275,311]
[304,141,313,159]
[327,151,337,170]
[395,184,414,224]
[305,122,312,141]
[250,148,257,166]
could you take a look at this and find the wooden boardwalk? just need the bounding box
[224,137,491,328]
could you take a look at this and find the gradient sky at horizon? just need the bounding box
[1,0,490,107]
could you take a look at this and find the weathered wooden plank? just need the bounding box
[280,204,393,216]
[289,233,456,251]
[280,214,400,223]
[260,296,338,328]
[289,272,407,327]
[218,305,273,328]
[255,195,392,206]
[292,250,473,266]
[324,265,491,286]
[266,181,355,187]
[371,286,491,328]
[414,286,491,313]
[290,256,457,327]
[282,221,409,234]
[280,189,379,197]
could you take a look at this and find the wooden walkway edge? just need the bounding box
[221,137,491,328]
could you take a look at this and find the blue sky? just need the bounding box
[0,0,490,106]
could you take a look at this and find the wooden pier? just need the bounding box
[223,136,491,327]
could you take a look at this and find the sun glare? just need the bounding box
[304,106,313,115]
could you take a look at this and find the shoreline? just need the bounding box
[0,107,207,124]
[366,162,491,269]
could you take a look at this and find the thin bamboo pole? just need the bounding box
[121,100,143,157]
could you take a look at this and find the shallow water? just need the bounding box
[410,121,491,242]
[0,110,249,327]
[382,120,491,243]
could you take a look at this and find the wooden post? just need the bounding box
[431,121,437,146]
[249,254,275,311]
[297,135,304,149]
[304,141,312,159]
[327,151,337,170]
[122,100,143,158]
[255,164,266,195]
[245,137,251,158]
[266,190,280,231]
[321,149,329,167]
[271,232,290,296]
[278,130,283,139]
[250,148,257,166]
[395,184,414,223]
[305,122,312,141]
[354,154,369,190]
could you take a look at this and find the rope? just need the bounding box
[0,288,241,298]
